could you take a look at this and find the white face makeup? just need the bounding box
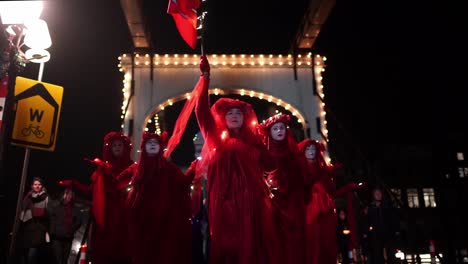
[270,122,287,141]
[111,140,124,158]
[145,138,160,156]
[225,108,244,131]
[305,144,317,161]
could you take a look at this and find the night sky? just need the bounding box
[2,0,456,202]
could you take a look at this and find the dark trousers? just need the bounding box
[20,246,50,264]
[339,245,350,264]
[51,239,72,264]
[368,239,397,264]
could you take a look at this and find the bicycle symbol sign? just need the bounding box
[11,77,64,151]
[21,124,45,138]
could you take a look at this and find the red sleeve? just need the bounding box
[170,162,194,187]
[71,180,92,196]
[195,77,216,140]
[185,160,197,183]
[115,164,136,191]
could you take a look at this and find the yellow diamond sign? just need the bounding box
[11,77,64,151]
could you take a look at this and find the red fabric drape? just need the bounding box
[264,133,306,263]
[125,132,193,264]
[194,58,284,264]
[164,77,207,159]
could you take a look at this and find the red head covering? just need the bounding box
[298,139,327,168]
[102,132,132,169]
[196,97,263,178]
[258,114,299,154]
[211,98,260,141]
[134,132,167,182]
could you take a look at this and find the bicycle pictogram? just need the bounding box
[21,124,45,138]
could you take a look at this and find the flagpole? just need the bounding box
[198,0,208,56]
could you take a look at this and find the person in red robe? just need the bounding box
[118,132,195,264]
[60,132,133,264]
[258,113,306,264]
[299,139,364,264]
[194,56,284,264]
[299,139,338,264]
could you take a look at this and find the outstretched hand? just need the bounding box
[200,56,210,78]
[58,180,73,187]
[84,157,105,167]
[349,182,367,190]
[126,181,141,208]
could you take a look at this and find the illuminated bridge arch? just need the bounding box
[119,53,330,162]
[142,88,307,133]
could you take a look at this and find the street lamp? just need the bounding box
[0,2,52,260]
[0,1,43,25]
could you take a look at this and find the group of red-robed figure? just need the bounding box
[61,56,365,264]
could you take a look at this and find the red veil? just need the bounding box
[258,114,307,264]
[91,132,133,226]
[193,57,284,264]
[125,132,193,264]
[90,132,133,263]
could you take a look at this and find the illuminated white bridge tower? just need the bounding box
[118,53,330,162]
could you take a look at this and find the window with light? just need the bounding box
[422,188,436,208]
[407,189,419,208]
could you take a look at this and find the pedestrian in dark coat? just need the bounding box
[18,177,50,264]
[47,188,82,264]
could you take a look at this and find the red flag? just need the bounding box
[167,0,200,49]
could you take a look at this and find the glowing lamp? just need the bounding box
[0,1,43,25]
[24,19,51,49]
[342,229,351,235]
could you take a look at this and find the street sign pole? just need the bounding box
[8,64,45,258]
[8,147,30,258]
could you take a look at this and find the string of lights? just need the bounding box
[118,53,330,165]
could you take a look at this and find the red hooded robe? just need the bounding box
[194,57,284,264]
[120,132,194,264]
[299,139,338,264]
[88,132,134,264]
[258,114,306,264]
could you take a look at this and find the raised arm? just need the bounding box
[195,56,216,139]
[171,160,197,187]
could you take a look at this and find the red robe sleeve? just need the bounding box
[194,76,215,141]
[115,164,136,191]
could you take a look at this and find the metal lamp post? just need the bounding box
[0,2,52,260]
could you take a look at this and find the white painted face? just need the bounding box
[305,144,317,161]
[111,140,124,158]
[225,108,244,130]
[270,122,287,141]
[145,138,160,156]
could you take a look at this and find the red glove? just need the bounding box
[200,56,210,76]
[347,182,367,190]
[84,157,105,166]
[58,180,73,187]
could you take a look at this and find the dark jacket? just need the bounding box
[19,191,49,248]
[367,201,399,242]
[47,200,81,240]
